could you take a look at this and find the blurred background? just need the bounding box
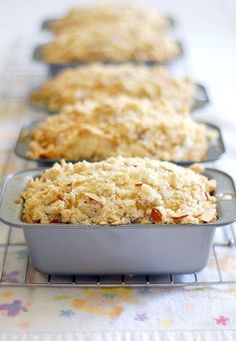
[0,0,236,121]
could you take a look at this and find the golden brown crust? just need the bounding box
[30,64,196,113]
[42,26,180,63]
[21,157,217,225]
[48,4,170,34]
[25,97,215,162]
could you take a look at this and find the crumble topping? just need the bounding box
[30,64,195,113]
[47,4,171,34]
[25,97,214,162]
[42,26,180,63]
[21,157,217,225]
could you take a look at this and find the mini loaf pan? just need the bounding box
[192,83,210,110]
[33,42,184,76]
[29,82,209,114]
[0,168,235,275]
[15,121,225,167]
[41,16,176,31]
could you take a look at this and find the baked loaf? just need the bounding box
[47,4,171,34]
[25,97,214,162]
[21,157,217,225]
[42,27,180,63]
[30,64,196,113]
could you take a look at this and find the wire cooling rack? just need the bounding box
[0,37,236,288]
[0,222,236,288]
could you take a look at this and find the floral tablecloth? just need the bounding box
[0,285,236,341]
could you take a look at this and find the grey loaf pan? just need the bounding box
[33,42,184,76]
[192,83,209,110]
[15,121,225,167]
[41,16,176,31]
[29,82,209,114]
[0,168,236,275]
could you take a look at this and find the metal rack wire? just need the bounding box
[0,37,236,288]
[0,219,236,288]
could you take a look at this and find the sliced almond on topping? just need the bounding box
[208,179,217,193]
[138,128,148,139]
[195,213,202,218]
[189,163,204,173]
[201,209,216,223]
[205,192,210,200]
[84,192,102,203]
[135,182,143,187]
[50,219,60,223]
[150,208,162,223]
[39,153,49,159]
[161,165,174,173]
[172,214,189,222]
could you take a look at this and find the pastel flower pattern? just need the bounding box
[0,300,27,317]
[1,271,20,283]
[135,313,148,321]
[60,310,75,317]
[214,316,229,326]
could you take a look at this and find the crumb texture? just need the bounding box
[48,4,170,34]
[21,157,217,225]
[42,29,180,63]
[30,64,195,112]
[43,4,177,63]
[25,97,213,162]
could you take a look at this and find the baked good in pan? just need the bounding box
[21,157,217,225]
[30,64,195,113]
[47,4,171,34]
[41,27,180,63]
[25,97,214,162]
